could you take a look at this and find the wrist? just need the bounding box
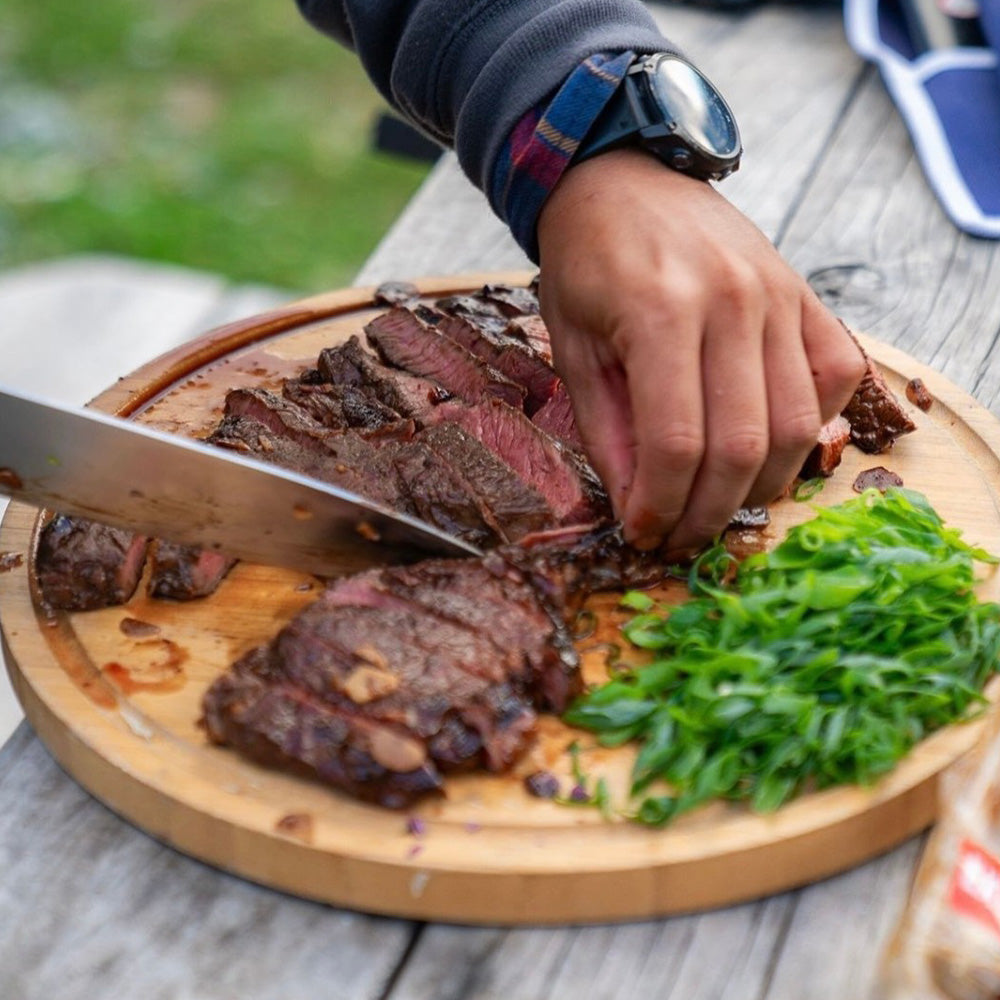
[489,51,635,262]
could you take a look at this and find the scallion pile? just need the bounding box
[563,489,1000,825]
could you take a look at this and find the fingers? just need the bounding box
[800,291,868,421]
[555,333,636,519]
[618,310,705,549]
[645,262,769,554]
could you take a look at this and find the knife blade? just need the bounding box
[0,384,480,576]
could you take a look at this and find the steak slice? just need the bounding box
[317,336,450,419]
[365,307,527,410]
[148,542,238,600]
[424,397,609,525]
[418,422,555,543]
[208,406,412,515]
[433,312,559,415]
[282,379,407,433]
[530,381,582,449]
[504,314,552,360]
[382,437,504,549]
[800,415,852,479]
[479,282,541,318]
[842,353,917,453]
[36,515,149,610]
[201,554,581,808]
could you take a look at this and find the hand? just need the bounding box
[536,148,866,554]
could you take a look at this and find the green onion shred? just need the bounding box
[563,489,1000,826]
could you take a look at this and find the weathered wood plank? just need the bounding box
[649,5,864,242]
[778,72,1000,411]
[0,725,415,1000]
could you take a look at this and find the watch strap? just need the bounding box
[490,50,635,261]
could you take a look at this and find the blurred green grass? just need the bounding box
[1,0,434,291]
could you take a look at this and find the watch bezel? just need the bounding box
[630,54,742,181]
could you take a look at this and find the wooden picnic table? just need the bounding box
[2,3,999,996]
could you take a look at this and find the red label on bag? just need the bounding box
[949,839,1000,941]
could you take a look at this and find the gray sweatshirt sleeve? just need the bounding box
[294,0,673,196]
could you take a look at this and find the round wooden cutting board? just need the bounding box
[3,273,1000,925]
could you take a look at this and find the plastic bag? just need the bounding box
[877,705,1000,999]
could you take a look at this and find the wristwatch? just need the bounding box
[573,53,742,182]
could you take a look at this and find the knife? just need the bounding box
[0,384,480,576]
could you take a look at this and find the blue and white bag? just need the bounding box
[844,0,1000,237]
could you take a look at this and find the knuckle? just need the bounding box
[714,258,764,309]
[712,428,769,473]
[771,410,823,454]
[649,426,705,469]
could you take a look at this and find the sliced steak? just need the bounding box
[373,280,420,307]
[504,314,552,360]
[424,397,609,524]
[842,347,916,453]
[479,282,540,317]
[208,408,412,515]
[36,515,149,611]
[148,542,237,600]
[201,554,581,808]
[383,437,504,549]
[418,422,555,543]
[800,415,852,479]
[317,336,450,419]
[530,381,582,449]
[365,307,527,410]
[433,312,559,415]
[282,379,407,433]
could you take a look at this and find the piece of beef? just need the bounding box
[36,515,149,611]
[800,415,852,479]
[365,307,527,410]
[148,542,238,600]
[434,294,511,337]
[479,283,540,318]
[424,397,609,525]
[503,314,552,360]
[431,312,559,416]
[317,336,451,419]
[373,280,420,307]
[282,379,407,433]
[382,437,504,549]
[212,384,538,549]
[417,422,555,542]
[498,522,672,616]
[842,350,916,453]
[208,404,412,515]
[530,381,582,449]
[201,554,581,808]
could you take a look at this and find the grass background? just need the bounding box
[1,0,434,292]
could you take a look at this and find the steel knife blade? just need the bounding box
[0,384,480,576]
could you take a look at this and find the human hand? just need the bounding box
[536,148,866,555]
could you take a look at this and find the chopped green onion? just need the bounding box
[563,489,1000,825]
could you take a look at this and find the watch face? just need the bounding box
[648,57,740,158]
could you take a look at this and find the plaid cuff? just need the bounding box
[490,50,635,262]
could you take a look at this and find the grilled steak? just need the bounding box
[36,515,149,611]
[841,338,916,453]
[201,551,583,808]
[433,311,559,415]
[365,307,527,410]
[282,379,406,433]
[530,381,582,449]
[417,422,554,543]
[801,415,852,479]
[318,335,450,419]
[148,543,238,600]
[424,397,608,524]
